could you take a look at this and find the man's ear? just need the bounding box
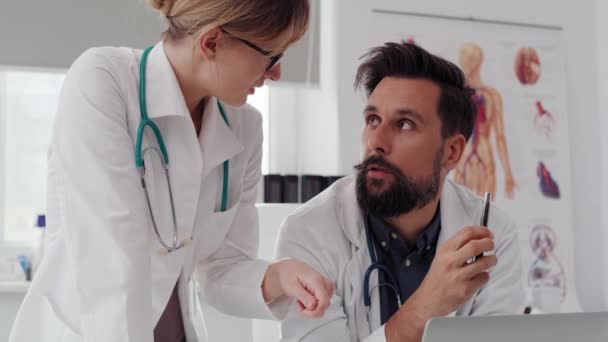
[442,134,467,171]
[197,27,223,59]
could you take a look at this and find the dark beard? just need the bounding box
[354,152,442,218]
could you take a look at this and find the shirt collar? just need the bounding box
[367,205,441,256]
[140,41,189,119]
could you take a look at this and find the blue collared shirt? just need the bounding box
[367,207,441,324]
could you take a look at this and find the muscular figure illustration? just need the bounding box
[515,46,541,85]
[528,224,566,301]
[454,42,517,199]
[534,101,556,138]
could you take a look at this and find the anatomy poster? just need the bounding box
[369,11,578,312]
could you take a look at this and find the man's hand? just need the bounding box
[386,226,497,342]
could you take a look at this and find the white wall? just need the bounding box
[0,292,23,342]
[269,85,341,175]
[268,0,341,176]
[271,0,606,310]
[594,0,608,312]
[0,0,160,69]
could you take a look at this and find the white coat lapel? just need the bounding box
[338,176,366,250]
[439,179,481,317]
[198,98,243,180]
[438,179,478,247]
[336,176,382,335]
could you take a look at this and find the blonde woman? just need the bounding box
[9,1,333,341]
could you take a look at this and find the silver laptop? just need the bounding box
[422,312,608,342]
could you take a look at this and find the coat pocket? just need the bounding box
[193,203,240,260]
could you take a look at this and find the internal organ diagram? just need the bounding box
[454,42,517,200]
[537,161,560,199]
[528,224,566,301]
[400,37,417,45]
[515,47,541,85]
[534,101,556,138]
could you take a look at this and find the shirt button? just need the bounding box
[381,241,387,248]
[426,245,432,251]
[405,258,411,267]
[391,233,398,239]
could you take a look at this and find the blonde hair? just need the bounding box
[148,0,309,53]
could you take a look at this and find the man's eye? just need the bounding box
[399,120,414,130]
[366,116,380,127]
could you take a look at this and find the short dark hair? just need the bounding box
[354,42,477,140]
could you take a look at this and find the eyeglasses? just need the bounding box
[221,28,284,71]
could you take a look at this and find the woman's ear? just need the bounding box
[197,27,223,59]
[442,134,467,171]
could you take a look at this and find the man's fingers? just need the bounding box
[469,271,491,290]
[455,238,495,265]
[462,254,498,278]
[443,226,494,252]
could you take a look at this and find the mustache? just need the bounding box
[354,155,403,177]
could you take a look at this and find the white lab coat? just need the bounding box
[276,176,526,342]
[9,42,279,342]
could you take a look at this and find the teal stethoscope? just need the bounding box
[136,46,230,255]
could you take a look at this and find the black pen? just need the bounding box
[475,192,491,260]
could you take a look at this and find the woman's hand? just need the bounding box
[262,258,334,318]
